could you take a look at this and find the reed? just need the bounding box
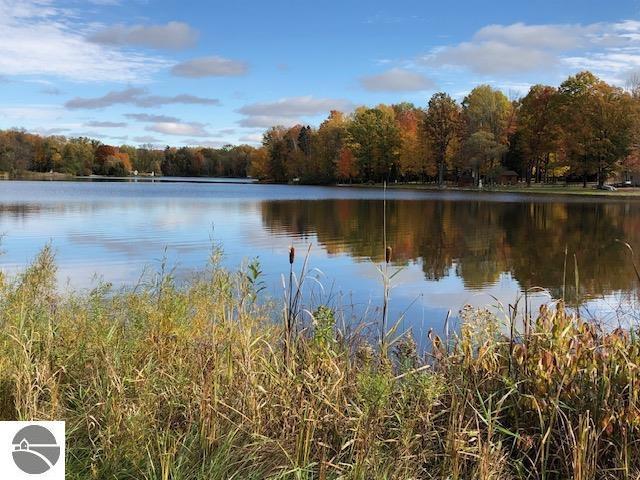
[0,247,639,479]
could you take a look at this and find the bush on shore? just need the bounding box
[0,247,639,479]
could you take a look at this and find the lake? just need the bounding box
[1,179,638,336]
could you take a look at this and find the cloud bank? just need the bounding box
[89,21,199,50]
[66,87,220,109]
[0,0,168,82]
[146,121,211,137]
[237,96,353,127]
[421,20,640,81]
[171,56,248,77]
[360,68,434,91]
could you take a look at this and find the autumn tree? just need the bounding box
[262,126,289,182]
[62,138,94,175]
[425,93,461,186]
[283,125,306,181]
[248,147,269,179]
[462,85,512,184]
[119,145,138,171]
[34,136,63,172]
[516,85,561,184]
[297,126,312,157]
[336,146,357,183]
[463,85,513,141]
[314,111,348,184]
[393,104,426,181]
[464,130,507,185]
[0,130,37,172]
[624,77,640,184]
[348,105,400,182]
[558,71,634,187]
[225,145,254,177]
[93,145,118,175]
[136,146,163,174]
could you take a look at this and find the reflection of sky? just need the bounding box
[0,181,637,339]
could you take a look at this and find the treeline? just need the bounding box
[0,132,255,177]
[251,71,640,186]
[3,70,639,185]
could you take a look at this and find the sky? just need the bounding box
[1,0,640,148]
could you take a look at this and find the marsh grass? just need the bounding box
[1,247,640,479]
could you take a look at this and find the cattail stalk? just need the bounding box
[381,181,389,349]
[286,246,295,356]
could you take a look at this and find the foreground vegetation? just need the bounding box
[1,247,640,479]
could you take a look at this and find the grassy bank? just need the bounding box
[1,247,640,479]
[1,171,74,181]
[340,182,640,198]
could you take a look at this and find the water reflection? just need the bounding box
[0,181,638,333]
[261,199,640,303]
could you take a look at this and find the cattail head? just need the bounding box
[289,246,295,265]
[385,246,392,264]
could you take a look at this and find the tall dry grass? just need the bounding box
[0,246,639,479]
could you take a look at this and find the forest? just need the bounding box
[0,135,253,178]
[1,71,639,186]
[253,71,640,187]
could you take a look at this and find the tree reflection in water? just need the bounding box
[261,198,640,305]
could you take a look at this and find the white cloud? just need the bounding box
[69,131,127,141]
[134,94,220,108]
[360,68,435,91]
[33,126,70,135]
[238,133,262,144]
[125,113,181,123]
[181,139,227,147]
[429,41,557,74]
[238,115,300,128]
[133,135,162,144]
[66,87,219,109]
[0,0,169,82]
[88,0,122,5]
[41,86,63,95]
[423,20,640,82]
[66,87,145,108]
[237,96,353,127]
[0,104,64,122]
[85,120,127,128]
[474,23,585,50]
[171,56,248,77]
[146,121,211,137]
[89,22,199,50]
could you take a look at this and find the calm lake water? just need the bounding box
[1,180,639,335]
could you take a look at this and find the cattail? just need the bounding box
[289,246,295,265]
[385,246,392,264]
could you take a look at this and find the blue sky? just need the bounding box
[1,0,639,147]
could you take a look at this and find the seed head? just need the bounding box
[385,246,392,264]
[289,246,295,265]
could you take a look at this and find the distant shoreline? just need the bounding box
[336,182,640,198]
[1,172,257,184]
[4,172,640,198]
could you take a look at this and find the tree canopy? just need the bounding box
[2,71,638,186]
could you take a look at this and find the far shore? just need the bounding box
[4,171,640,198]
[337,181,640,198]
